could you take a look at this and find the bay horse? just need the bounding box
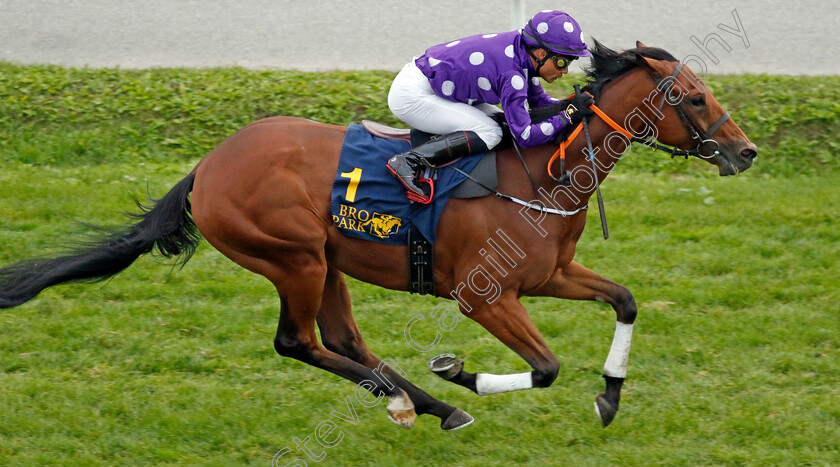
[0,41,756,431]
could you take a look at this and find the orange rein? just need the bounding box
[547,101,634,179]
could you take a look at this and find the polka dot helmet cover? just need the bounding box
[522,10,590,58]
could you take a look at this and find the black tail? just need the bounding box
[0,172,201,309]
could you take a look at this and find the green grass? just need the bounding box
[0,64,839,465]
[1,62,838,176]
[0,162,837,466]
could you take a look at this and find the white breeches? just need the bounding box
[387,61,504,149]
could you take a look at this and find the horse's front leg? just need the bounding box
[529,260,637,428]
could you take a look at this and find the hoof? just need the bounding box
[428,353,463,381]
[594,393,618,427]
[441,408,474,431]
[387,408,417,430]
[387,393,416,430]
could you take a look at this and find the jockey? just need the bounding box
[387,10,595,203]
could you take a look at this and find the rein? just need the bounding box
[547,104,631,182]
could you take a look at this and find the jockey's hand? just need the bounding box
[564,92,595,125]
[570,92,595,115]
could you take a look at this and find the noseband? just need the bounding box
[645,62,731,159]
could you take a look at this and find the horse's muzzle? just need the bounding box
[715,142,757,176]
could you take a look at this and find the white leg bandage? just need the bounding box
[603,322,634,378]
[475,372,533,395]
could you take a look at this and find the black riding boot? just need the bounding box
[386,131,488,203]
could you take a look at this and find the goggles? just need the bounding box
[552,55,575,70]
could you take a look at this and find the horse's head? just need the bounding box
[632,42,757,175]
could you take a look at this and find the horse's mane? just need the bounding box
[529,39,679,124]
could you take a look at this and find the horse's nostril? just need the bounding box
[741,148,757,160]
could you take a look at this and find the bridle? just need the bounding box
[642,62,731,159]
[453,61,736,224]
[529,60,736,237]
[547,61,733,182]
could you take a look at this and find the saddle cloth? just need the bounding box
[329,124,489,245]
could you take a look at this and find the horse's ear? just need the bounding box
[636,40,649,48]
[635,53,656,70]
[636,54,669,76]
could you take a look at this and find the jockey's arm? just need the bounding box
[500,72,573,148]
[528,80,563,108]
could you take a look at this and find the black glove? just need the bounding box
[564,92,595,125]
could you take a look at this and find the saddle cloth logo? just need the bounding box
[332,205,402,239]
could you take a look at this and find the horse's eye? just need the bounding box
[690,95,706,107]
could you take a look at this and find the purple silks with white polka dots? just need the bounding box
[415,30,573,148]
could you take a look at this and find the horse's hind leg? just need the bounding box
[529,260,638,428]
[266,252,426,429]
[214,239,418,428]
[316,267,473,431]
[430,293,561,397]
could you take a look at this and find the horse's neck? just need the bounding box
[525,69,654,210]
